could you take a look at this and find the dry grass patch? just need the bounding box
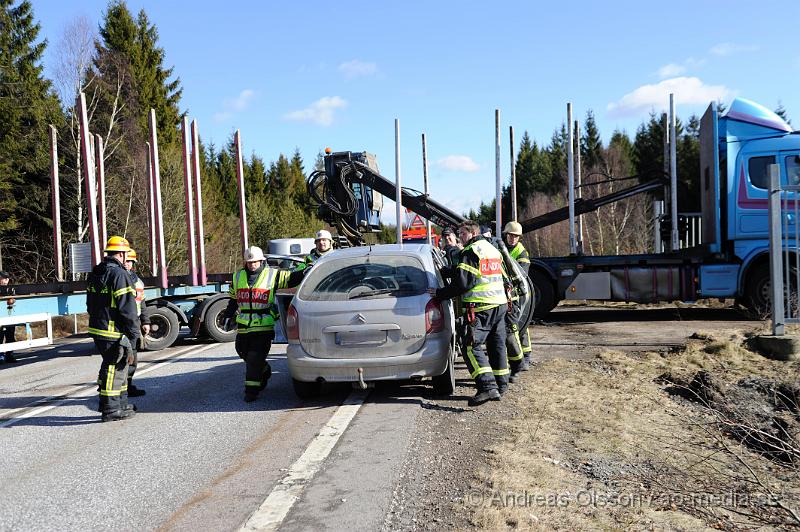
[471,331,800,530]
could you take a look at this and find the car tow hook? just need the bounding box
[357,367,368,390]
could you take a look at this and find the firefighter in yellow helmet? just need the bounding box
[87,236,139,422]
[123,249,151,397]
[430,220,510,406]
[224,246,307,402]
[503,221,533,374]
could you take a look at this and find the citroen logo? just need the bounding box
[354,313,367,323]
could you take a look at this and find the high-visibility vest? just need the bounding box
[459,239,507,309]
[295,248,329,272]
[232,268,280,333]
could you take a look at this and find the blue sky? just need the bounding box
[34,0,800,225]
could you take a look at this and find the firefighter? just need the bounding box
[441,227,461,269]
[503,221,533,370]
[224,246,306,402]
[431,220,510,406]
[123,249,150,397]
[296,230,333,272]
[87,236,140,422]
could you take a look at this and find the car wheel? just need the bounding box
[292,378,321,399]
[203,299,236,343]
[144,306,180,351]
[432,350,456,396]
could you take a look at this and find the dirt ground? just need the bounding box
[386,303,800,531]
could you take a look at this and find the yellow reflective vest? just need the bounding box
[458,239,507,310]
[229,267,296,333]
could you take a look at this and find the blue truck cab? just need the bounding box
[697,98,799,308]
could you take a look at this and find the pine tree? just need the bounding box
[775,102,791,126]
[546,123,568,195]
[580,109,603,169]
[0,0,64,279]
[514,131,535,201]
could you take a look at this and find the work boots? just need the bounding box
[101,408,136,422]
[468,388,500,406]
[127,382,146,397]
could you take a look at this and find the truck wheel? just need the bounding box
[144,307,181,351]
[744,264,771,315]
[432,347,456,395]
[745,263,797,316]
[204,299,236,343]
[292,378,321,399]
[530,270,556,318]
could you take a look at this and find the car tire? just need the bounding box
[203,299,236,343]
[144,306,180,351]
[292,378,321,399]
[432,350,456,396]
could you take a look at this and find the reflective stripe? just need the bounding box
[463,303,500,313]
[522,346,532,354]
[235,268,279,331]
[99,389,122,396]
[88,327,123,339]
[518,257,530,263]
[113,286,135,298]
[245,380,261,387]
[492,368,510,376]
[465,346,493,379]
[457,263,481,276]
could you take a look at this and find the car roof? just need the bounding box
[324,244,434,259]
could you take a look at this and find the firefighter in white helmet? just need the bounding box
[296,229,334,272]
[224,246,307,402]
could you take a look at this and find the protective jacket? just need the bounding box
[436,236,508,311]
[295,248,330,272]
[508,242,531,275]
[226,265,305,333]
[86,257,139,342]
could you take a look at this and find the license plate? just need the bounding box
[335,329,388,346]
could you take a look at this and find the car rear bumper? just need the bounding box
[287,336,451,382]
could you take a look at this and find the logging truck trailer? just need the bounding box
[3,274,236,351]
[526,97,800,316]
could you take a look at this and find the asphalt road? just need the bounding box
[0,335,429,531]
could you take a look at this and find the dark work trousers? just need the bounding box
[235,331,274,395]
[506,301,524,373]
[520,325,532,362]
[128,346,138,384]
[95,338,130,414]
[461,304,509,392]
[1,325,15,351]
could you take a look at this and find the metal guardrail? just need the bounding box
[0,312,52,353]
[767,164,799,335]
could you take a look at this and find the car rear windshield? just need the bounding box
[299,255,429,301]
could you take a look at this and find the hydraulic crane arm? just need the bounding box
[308,151,465,246]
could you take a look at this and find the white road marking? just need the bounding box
[0,343,218,428]
[239,390,370,531]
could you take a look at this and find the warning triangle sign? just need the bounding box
[409,214,426,228]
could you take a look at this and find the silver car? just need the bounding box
[284,244,456,398]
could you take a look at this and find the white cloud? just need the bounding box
[607,77,733,117]
[338,60,378,79]
[710,42,759,56]
[436,155,480,173]
[657,63,686,78]
[213,89,256,123]
[283,96,348,126]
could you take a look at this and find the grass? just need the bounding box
[470,331,800,530]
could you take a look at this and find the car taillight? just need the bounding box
[425,298,444,334]
[286,304,299,340]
